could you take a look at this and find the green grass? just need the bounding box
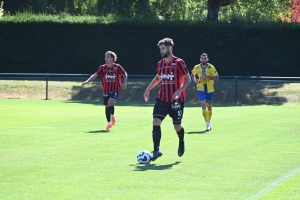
[0,99,300,199]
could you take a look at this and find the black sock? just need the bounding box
[177,127,184,143]
[109,106,115,115]
[152,126,161,151]
[105,107,111,122]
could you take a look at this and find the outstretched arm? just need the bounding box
[81,73,98,87]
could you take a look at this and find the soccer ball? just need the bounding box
[137,150,152,164]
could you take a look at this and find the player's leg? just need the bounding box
[198,91,209,127]
[108,92,119,125]
[151,100,167,161]
[206,92,214,131]
[170,102,185,157]
[103,94,112,130]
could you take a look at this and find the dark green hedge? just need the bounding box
[1,21,300,76]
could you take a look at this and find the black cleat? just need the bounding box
[178,141,185,157]
[151,151,163,161]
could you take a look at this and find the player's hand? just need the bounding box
[81,81,88,87]
[194,79,200,84]
[143,91,150,102]
[122,84,127,89]
[173,91,181,100]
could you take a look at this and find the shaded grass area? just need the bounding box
[0,78,300,105]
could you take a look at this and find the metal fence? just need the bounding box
[0,73,299,105]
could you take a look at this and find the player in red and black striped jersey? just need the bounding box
[143,38,191,162]
[81,51,128,131]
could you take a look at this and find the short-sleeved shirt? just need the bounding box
[191,63,218,93]
[95,63,127,94]
[156,56,189,103]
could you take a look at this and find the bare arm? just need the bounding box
[191,73,200,84]
[201,74,219,81]
[122,73,128,89]
[173,73,191,99]
[143,75,160,102]
[81,73,98,87]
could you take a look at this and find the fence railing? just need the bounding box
[0,73,300,105]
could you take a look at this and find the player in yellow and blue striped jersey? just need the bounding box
[191,53,219,131]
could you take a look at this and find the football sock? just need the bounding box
[105,107,111,122]
[207,110,212,122]
[202,109,208,122]
[152,126,161,152]
[109,106,115,115]
[177,127,184,143]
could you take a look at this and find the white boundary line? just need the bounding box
[247,167,300,200]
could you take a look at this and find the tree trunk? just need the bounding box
[207,0,230,21]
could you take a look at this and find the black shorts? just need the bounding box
[103,92,119,105]
[153,99,184,124]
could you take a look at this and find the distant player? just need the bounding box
[143,37,191,161]
[191,53,219,131]
[81,51,128,131]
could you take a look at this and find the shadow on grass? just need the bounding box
[87,130,109,133]
[67,79,289,106]
[131,161,181,171]
[187,131,207,134]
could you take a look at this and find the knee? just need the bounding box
[173,124,181,132]
[153,118,161,126]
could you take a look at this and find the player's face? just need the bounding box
[105,54,114,64]
[200,56,209,64]
[159,44,171,58]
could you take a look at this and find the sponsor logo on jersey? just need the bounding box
[105,74,116,82]
[160,73,175,84]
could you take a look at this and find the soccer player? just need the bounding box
[191,53,219,131]
[81,51,128,131]
[143,37,191,161]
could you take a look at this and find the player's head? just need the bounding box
[105,51,117,63]
[200,53,209,65]
[157,37,174,58]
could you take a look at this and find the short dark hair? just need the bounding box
[105,51,117,62]
[157,37,174,47]
[201,53,208,57]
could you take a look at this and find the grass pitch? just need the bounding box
[0,99,299,200]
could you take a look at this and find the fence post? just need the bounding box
[235,76,238,105]
[45,73,49,100]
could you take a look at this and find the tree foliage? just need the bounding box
[1,0,295,22]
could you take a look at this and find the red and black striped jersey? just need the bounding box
[156,56,188,102]
[95,63,127,94]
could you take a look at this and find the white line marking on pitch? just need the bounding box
[247,167,300,200]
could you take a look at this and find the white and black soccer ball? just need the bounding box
[137,150,152,164]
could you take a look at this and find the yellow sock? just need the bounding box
[207,110,212,122]
[202,109,208,122]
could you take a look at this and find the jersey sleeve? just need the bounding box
[96,65,103,76]
[211,66,219,77]
[191,66,198,75]
[177,59,188,75]
[118,64,127,75]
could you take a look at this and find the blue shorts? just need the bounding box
[197,85,214,103]
[103,92,119,105]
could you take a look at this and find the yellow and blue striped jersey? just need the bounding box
[191,63,219,93]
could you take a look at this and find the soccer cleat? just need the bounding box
[105,124,112,131]
[111,116,116,125]
[178,141,185,157]
[206,125,212,131]
[151,151,163,161]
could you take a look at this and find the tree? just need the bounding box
[207,0,230,21]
